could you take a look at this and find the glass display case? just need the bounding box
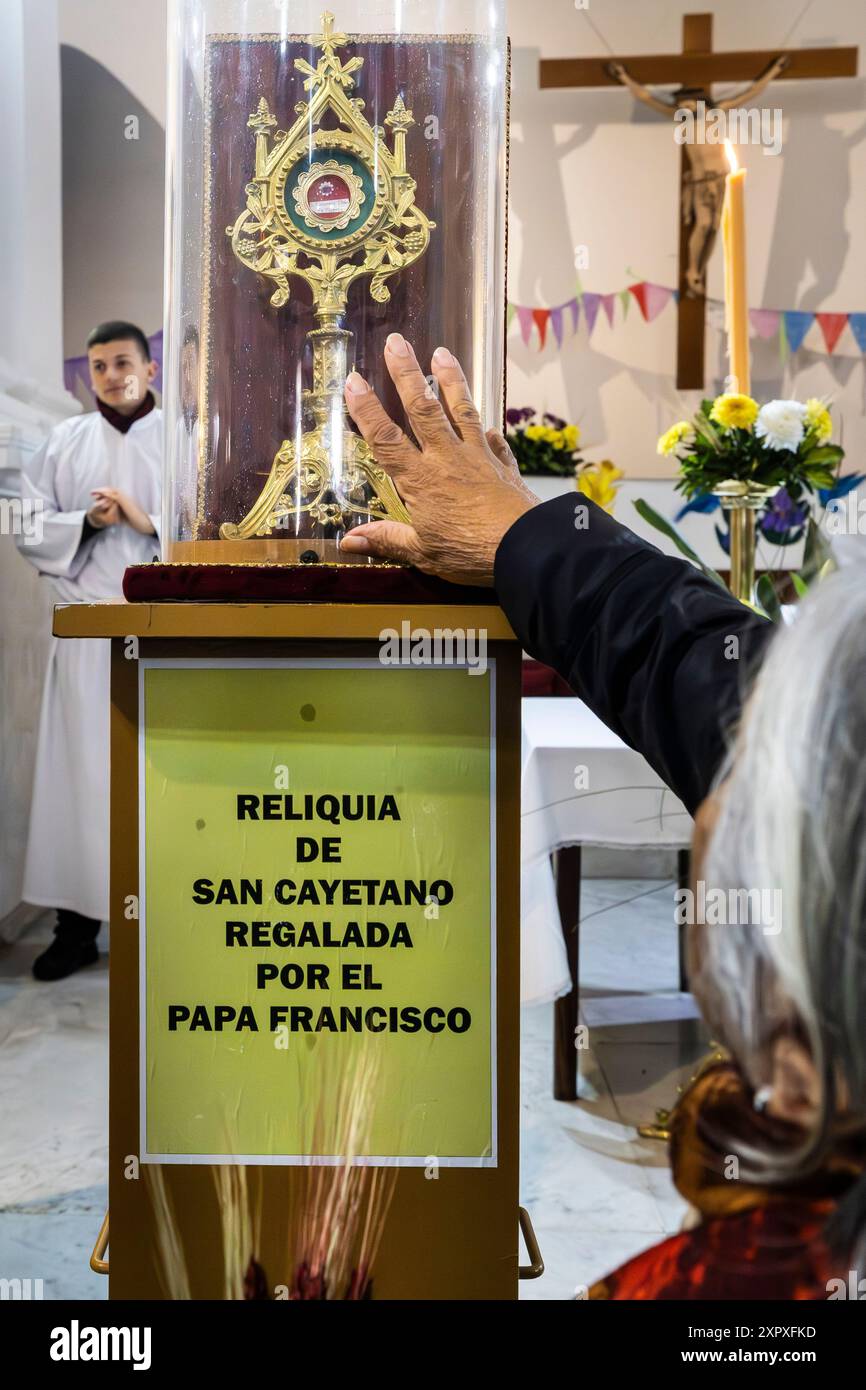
[161,0,508,569]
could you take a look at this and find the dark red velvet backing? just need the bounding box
[122,563,494,606]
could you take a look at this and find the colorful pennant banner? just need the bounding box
[509,284,866,361]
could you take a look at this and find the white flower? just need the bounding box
[754,399,808,452]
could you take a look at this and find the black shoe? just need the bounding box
[32,938,99,981]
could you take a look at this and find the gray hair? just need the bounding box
[693,561,866,1265]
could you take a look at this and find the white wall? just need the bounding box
[0,0,80,932]
[1,0,68,393]
[506,0,866,481]
[58,0,167,121]
[55,0,866,523]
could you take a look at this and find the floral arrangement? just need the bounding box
[505,407,583,477]
[655,393,854,552]
[637,391,861,619]
[505,407,623,509]
[658,393,843,497]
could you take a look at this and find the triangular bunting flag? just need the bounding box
[782,310,815,355]
[531,307,550,349]
[628,282,649,320]
[507,291,860,358]
[515,306,535,347]
[582,292,601,336]
[815,312,848,355]
[643,283,673,323]
[849,313,866,353]
[749,308,781,340]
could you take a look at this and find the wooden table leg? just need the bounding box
[678,847,691,992]
[553,845,581,1101]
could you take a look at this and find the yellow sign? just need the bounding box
[139,660,495,1165]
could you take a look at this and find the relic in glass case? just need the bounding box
[157,0,507,581]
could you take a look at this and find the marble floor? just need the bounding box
[0,910,109,1301]
[0,880,707,1300]
[519,877,708,1300]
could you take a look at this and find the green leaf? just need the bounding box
[801,516,835,586]
[693,411,724,451]
[632,499,727,590]
[790,572,809,599]
[755,574,783,623]
[802,445,844,465]
[804,468,838,490]
[817,558,835,586]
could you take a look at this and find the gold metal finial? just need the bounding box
[295,10,362,92]
[247,98,276,135]
[385,94,415,131]
[385,95,415,175]
[316,10,338,49]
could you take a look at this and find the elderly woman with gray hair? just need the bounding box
[339,334,866,1299]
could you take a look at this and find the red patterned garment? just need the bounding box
[590,1063,864,1300]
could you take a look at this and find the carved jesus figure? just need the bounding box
[606,56,789,296]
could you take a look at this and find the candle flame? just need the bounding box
[725,140,739,173]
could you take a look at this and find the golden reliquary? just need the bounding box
[220,11,435,562]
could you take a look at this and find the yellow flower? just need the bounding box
[709,393,759,431]
[576,460,623,514]
[657,421,694,457]
[804,398,832,445]
[526,421,582,452]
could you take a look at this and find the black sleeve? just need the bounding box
[81,516,100,545]
[493,493,775,815]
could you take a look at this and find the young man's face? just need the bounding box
[88,339,157,413]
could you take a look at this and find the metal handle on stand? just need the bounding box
[518,1206,544,1280]
[90,1210,109,1274]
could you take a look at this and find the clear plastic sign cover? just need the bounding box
[162,0,508,566]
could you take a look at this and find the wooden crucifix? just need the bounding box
[540,13,858,389]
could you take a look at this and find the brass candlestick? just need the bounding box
[221,11,435,552]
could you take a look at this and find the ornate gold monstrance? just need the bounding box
[221,10,435,548]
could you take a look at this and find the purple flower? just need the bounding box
[543,411,566,430]
[506,406,537,427]
[759,487,808,536]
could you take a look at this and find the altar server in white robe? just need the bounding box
[16,321,162,980]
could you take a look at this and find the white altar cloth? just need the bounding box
[520,698,692,1006]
